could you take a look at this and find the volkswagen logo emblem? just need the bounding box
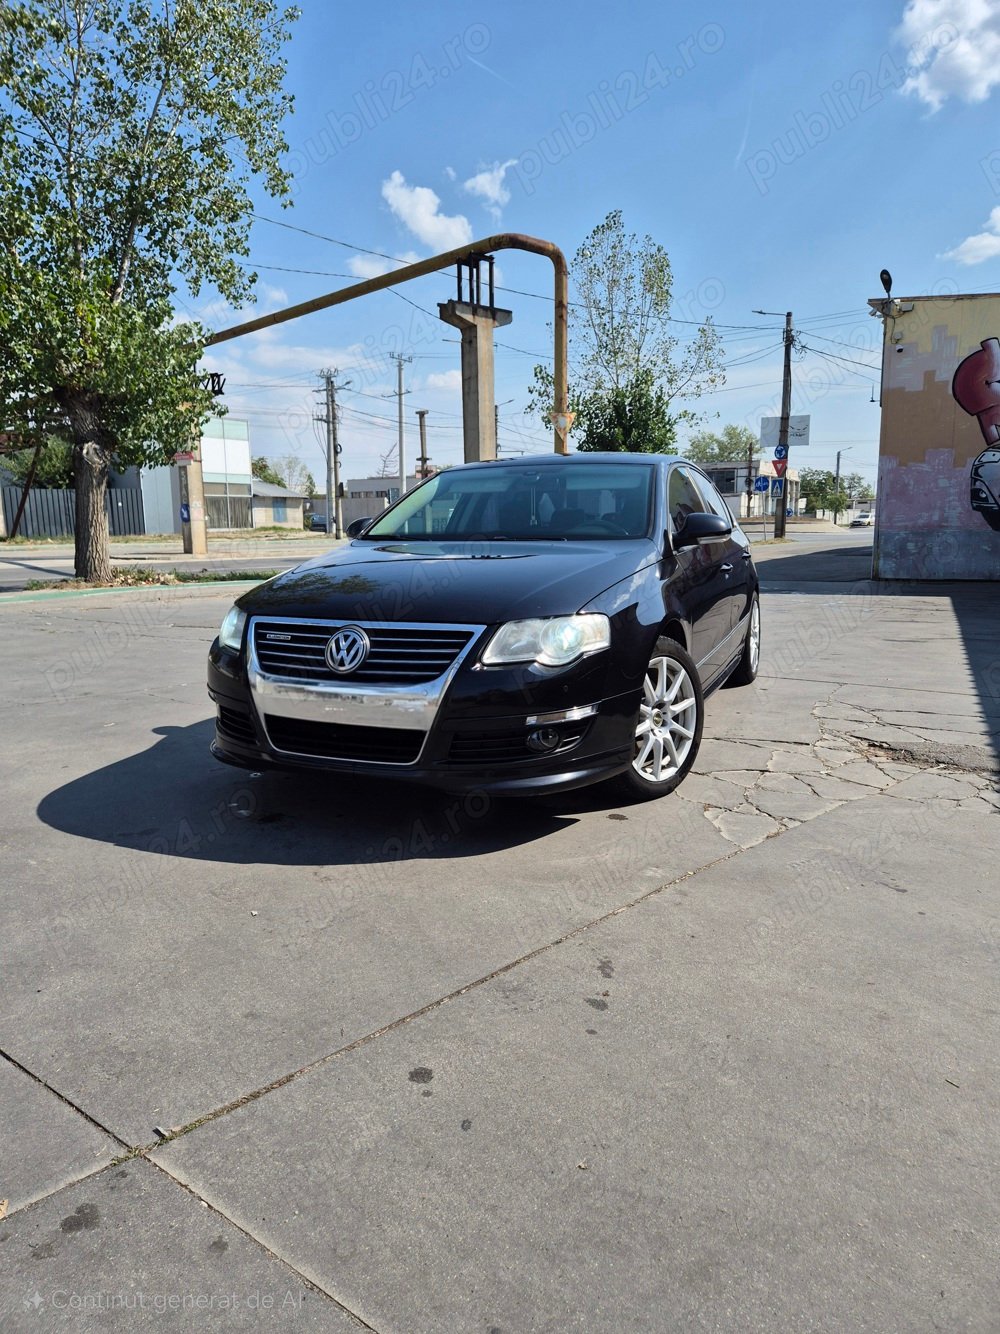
[325,625,371,674]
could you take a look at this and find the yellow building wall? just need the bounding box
[875,293,1000,579]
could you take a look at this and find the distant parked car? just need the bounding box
[309,514,328,532]
[209,454,761,802]
[850,511,874,527]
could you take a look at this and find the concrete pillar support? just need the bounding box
[179,448,208,557]
[437,300,513,463]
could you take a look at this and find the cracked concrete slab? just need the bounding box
[749,773,843,823]
[0,1059,118,1216]
[0,1158,348,1329]
[705,807,782,847]
[884,771,993,804]
[151,799,1000,1334]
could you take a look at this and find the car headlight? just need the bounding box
[218,606,247,653]
[482,614,611,667]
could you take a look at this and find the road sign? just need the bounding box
[786,506,793,517]
[173,450,195,467]
[773,457,788,478]
[753,476,770,493]
[774,443,788,460]
[771,478,784,497]
[761,415,810,450]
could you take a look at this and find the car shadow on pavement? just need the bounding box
[37,719,580,867]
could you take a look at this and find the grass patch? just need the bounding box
[24,566,278,591]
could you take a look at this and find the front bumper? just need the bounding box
[208,633,639,794]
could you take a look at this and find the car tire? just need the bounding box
[612,637,704,802]
[728,593,761,687]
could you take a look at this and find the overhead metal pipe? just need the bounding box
[206,233,571,454]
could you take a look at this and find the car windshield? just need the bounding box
[363,463,655,541]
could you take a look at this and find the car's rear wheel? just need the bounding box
[613,638,704,802]
[727,593,760,686]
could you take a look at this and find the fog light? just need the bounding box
[527,727,561,753]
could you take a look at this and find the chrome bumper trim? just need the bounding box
[525,703,599,726]
[247,617,486,761]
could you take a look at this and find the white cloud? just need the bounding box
[346,250,420,280]
[898,0,1000,110]
[381,170,472,251]
[942,205,1000,262]
[444,166,457,181]
[463,158,519,220]
[260,283,289,308]
[425,369,463,392]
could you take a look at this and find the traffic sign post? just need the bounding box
[771,478,784,496]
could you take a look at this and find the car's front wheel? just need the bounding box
[613,637,704,802]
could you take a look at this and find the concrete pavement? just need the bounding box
[1,536,997,1330]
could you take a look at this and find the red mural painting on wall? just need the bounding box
[953,337,1000,532]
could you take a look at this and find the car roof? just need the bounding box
[456,452,683,469]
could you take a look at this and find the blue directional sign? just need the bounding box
[753,476,770,493]
[771,478,784,497]
[774,443,788,460]
[179,502,190,523]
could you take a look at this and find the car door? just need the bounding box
[690,467,754,643]
[666,464,735,679]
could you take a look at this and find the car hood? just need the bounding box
[238,538,659,624]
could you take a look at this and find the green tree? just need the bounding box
[252,456,286,487]
[684,424,760,465]
[575,371,677,454]
[0,0,298,581]
[528,210,725,447]
[798,468,849,517]
[1,439,75,488]
[842,472,875,503]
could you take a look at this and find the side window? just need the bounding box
[693,472,735,523]
[668,465,709,530]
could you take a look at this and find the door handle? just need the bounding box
[720,563,733,572]
[741,551,752,560]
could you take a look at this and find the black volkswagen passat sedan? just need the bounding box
[208,454,760,801]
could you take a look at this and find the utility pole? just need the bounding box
[752,308,795,537]
[774,311,794,540]
[390,353,412,500]
[834,447,852,527]
[416,409,430,478]
[746,431,755,521]
[317,368,351,537]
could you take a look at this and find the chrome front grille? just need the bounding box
[252,620,478,685]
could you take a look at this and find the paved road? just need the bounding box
[1,534,997,1331]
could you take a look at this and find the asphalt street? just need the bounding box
[1,534,997,1331]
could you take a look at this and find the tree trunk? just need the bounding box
[63,396,114,583]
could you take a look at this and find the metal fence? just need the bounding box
[1,485,145,539]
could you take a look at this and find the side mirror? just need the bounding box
[346,516,374,538]
[673,510,732,550]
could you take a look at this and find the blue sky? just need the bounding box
[199,0,1000,487]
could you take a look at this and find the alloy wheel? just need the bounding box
[632,653,698,784]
